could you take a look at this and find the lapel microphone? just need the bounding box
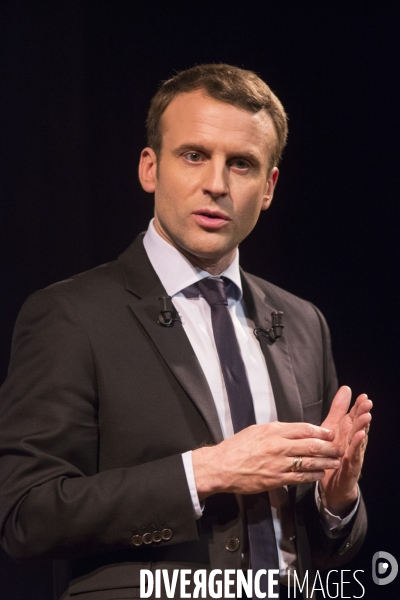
[254,311,284,344]
[158,296,181,327]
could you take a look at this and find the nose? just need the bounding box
[202,158,229,199]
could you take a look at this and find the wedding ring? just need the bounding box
[290,456,303,472]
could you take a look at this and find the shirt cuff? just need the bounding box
[315,482,360,536]
[182,451,203,519]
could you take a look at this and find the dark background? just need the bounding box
[1,1,399,598]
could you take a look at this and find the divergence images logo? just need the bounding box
[372,551,398,585]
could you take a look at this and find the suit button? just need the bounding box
[142,532,153,544]
[161,528,173,541]
[131,534,143,546]
[152,530,163,543]
[226,536,240,552]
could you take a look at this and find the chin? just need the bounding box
[182,240,235,262]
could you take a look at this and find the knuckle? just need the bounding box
[307,457,315,470]
[303,423,314,438]
[309,439,321,454]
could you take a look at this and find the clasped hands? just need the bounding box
[193,386,372,517]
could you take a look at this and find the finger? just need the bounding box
[287,456,341,472]
[350,428,369,452]
[360,433,369,452]
[350,396,372,420]
[283,470,326,486]
[348,412,371,443]
[357,399,373,418]
[350,408,371,431]
[346,430,369,475]
[322,386,352,430]
[279,422,334,441]
[288,438,343,458]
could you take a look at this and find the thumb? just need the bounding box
[322,386,352,430]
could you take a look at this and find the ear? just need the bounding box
[138,147,157,193]
[261,167,279,211]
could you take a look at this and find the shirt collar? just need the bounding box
[143,219,243,300]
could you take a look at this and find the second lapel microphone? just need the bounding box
[254,311,284,344]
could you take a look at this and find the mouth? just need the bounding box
[192,210,231,229]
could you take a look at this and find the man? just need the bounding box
[0,64,371,599]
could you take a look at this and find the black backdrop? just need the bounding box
[1,2,400,599]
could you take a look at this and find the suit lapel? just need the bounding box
[241,271,304,424]
[118,236,224,444]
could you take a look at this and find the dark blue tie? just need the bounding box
[196,277,280,598]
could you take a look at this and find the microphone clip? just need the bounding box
[254,311,284,344]
[158,296,181,327]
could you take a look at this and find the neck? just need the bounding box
[153,220,236,276]
[179,250,236,276]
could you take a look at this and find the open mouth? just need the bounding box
[192,211,231,229]
[201,212,221,218]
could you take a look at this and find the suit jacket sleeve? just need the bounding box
[0,286,199,561]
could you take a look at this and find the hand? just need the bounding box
[319,386,372,517]
[192,421,342,499]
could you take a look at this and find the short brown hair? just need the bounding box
[146,63,288,170]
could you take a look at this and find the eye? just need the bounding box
[231,158,250,170]
[184,152,202,162]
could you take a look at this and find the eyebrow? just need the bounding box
[173,143,262,168]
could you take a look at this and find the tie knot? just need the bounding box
[196,277,228,306]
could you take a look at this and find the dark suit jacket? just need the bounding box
[0,234,367,600]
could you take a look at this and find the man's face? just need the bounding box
[139,90,279,271]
